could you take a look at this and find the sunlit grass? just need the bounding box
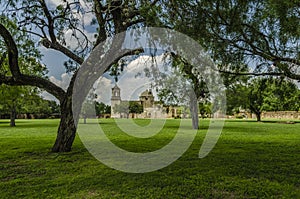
[1,119,300,198]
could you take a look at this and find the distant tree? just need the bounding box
[0,85,27,126]
[114,102,130,118]
[129,101,143,115]
[247,78,300,121]
[47,100,60,115]
[247,79,268,122]
[260,78,300,112]
[226,83,249,116]
[114,101,143,118]
[198,102,212,119]
[0,85,59,125]
[95,102,111,116]
[157,67,209,129]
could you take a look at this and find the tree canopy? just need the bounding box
[172,0,300,81]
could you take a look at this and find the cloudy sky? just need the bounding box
[42,50,166,104]
[40,0,171,104]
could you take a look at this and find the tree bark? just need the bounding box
[83,114,87,124]
[10,106,16,127]
[51,95,76,152]
[256,112,261,122]
[190,91,199,129]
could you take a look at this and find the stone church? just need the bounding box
[110,85,180,119]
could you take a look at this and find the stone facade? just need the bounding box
[261,111,300,120]
[233,109,300,120]
[110,85,181,119]
[110,85,121,118]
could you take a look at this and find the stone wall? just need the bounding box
[233,111,300,120]
[261,111,300,120]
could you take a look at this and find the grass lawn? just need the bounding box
[0,118,300,198]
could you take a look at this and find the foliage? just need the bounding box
[0,17,47,126]
[198,102,212,118]
[172,0,300,81]
[128,101,143,114]
[0,85,59,119]
[248,78,300,121]
[226,77,300,121]
[226,82,249,115]
[114,101,143,117]
[95,102,111,115]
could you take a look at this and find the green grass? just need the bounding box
[1,118,300,198]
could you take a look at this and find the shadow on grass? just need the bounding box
[0,119,59,128]
[225,119,300,124]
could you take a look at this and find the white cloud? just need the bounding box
[41,91,58,103]
[114,54,169,101]
[41,52,170,105]
[41,72,72,102]
[94,77,113,105]
[49,73,72,91]
[90,55,169,105]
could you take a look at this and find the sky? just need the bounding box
[41,51,166,104]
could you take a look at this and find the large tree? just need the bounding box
[0,0,169,152]
[248,77,300,121]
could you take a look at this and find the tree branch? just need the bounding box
[219,70,284,77]
[93,0,108,47]
[0,23,66,102]
[0,24,21,77]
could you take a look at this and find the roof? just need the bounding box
[112,84,120,90]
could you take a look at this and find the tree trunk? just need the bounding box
[10,106,16,127]
[52,95,77,152]
[189,91,199,129]
[83,114,87,124]
[256,112,261,122]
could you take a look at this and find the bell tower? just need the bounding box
[111,84,121,118]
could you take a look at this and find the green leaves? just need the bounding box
[170,0,300,81]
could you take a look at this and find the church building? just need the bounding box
[110,85,181,119]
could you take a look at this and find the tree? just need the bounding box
[0,0,171,152]
[114,101,143,118]
[0,17,46,126]
[171,0,300,81]
[0,85,25,126]
[236,77,300,122]
[95,102,111,116]
[114,101,130,118]
[129,101,143,116]
[247,78,268,122]
[226,82,249,116]
[156,64,209,129]
[198,102,212,119]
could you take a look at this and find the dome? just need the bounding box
[140,89,153,97]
